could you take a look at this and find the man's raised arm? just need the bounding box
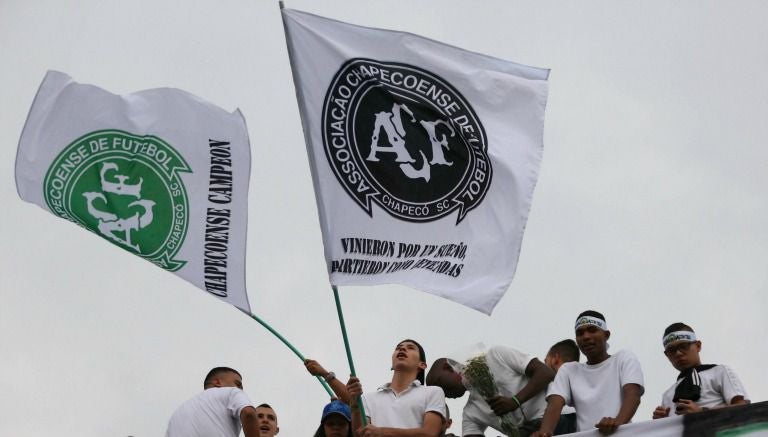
[240,406,259,437]
[305,359,351,404]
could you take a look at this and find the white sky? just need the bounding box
[1,1,767,436]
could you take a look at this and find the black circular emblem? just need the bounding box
[322,59,492,224]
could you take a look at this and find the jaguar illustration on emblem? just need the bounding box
[43,130,191,271]
[322,59,492,224]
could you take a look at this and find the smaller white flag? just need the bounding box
[16,71,252,313]
[283,9,549,314]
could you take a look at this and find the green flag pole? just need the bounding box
[332,286,368,426]
[281,0,363,419]
[249,312,334,397]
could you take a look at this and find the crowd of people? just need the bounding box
[164,310,750,437]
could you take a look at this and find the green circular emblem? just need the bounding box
[44,129,191,271]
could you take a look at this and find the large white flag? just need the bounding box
[282,9,549,314]
[16,71,252,313]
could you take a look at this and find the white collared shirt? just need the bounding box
[362,380,446,427]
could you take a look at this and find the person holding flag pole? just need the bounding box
[346,339,447,436]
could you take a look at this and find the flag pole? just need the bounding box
[278,0,349,405]
[249,312,334,397]
[332,286,368,425]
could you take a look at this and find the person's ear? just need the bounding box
[604,330,611,340]
[695,341,702,352]
[419,361,428,370]
[211,377,221,388]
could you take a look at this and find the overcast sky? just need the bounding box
[2,1,767,436]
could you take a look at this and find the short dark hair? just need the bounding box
[577,310,606,322]
[203,367,241,388]
[664,322,694,336]
[256,404,278,424]
[549,339,580,363]
[399,339,426,385]
[426,358,448,386]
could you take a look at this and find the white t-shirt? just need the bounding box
[661,365,749,411]
[547,349,644,432]
[166,387,254,437]
[462,345,547,435]
[362,380,446,428]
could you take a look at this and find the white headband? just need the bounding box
[574,316,608,331]
[663,331,697,348]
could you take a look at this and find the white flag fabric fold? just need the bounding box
[282,9,549,314]
[16,71,252,313]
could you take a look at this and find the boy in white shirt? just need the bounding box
[346,339,446,436]
[652,322,749,419]
[533,310,644,436]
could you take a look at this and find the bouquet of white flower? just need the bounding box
[462,355,521,437]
